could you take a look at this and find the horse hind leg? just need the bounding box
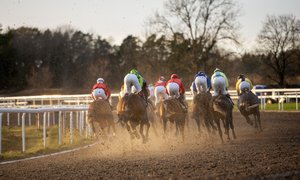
[215,118,224,143]
[255,110,262,132]
[229,116,237,139]
[244,113,253,126]
[139,121,149,144]
[195,117,201,134]
[125,122,135,140]
[145,121,150,143]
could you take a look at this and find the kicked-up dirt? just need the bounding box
[0,111,299,179]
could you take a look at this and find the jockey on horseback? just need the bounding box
[91,78,112,106]
[124,69,149,105]
[235,74,253,96]
[211,68,234,106]
[166,74,188,112]
[191,71,211,96]
[154,76,168,107]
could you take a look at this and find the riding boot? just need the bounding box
[178,97,188,113]
[226,93,234,107]
[106,99,113,110]
[139,91,148,107]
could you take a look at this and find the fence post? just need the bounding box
[47,112,50,127]
[7,113,9,126]
[53,112,56,125]
[70,112,73,144]
[59,111,62,145]
[76,111,79,129]
[0,113,2,154]
[296,92,298,110]
[18,113,20,126]
[43,112,47,148]
[22,113,26,152]
[28,113,31,126]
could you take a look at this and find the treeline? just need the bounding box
[0,27,299,93]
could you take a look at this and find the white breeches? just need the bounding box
[190,84,196,97]
[167,82,180,98]
[124,73,141,94]
[154,86,168,106]
[195,76,208,93]
[92,88,107,100]
[239,81,251,92]
[212,76,227,96]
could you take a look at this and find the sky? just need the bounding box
[0,0,299,51]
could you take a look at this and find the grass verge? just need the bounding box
[1,125,93,161]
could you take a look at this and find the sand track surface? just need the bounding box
[1,112,299,179]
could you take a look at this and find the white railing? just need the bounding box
[0,88,299,110]
[0,106,89,154]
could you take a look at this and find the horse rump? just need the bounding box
[87,99,115,139]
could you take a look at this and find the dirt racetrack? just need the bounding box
[0,111,299,179]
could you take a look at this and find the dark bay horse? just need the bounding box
[192,92,217,134]
[117,94,150,143]
[87,99,116,140]
[211,94,236,142]
[159,97,187,141]
[238,89,262,131]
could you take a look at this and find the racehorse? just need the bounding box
[87,99,116,140]
[116,94,150,143]
[211,94,236,142]
[159,97,187,141]
[192,92,217,134]
[238,89,262,131]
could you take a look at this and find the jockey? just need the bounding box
[166,74,188,112]
[124,69,149,104]
[211,68,234,105]
[235,74,253,96]
[154,76,168,106]
[191,71,211,96]
[91,78,111,101]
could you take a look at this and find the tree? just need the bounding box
[258,14,300,87]
[148,0,240,72]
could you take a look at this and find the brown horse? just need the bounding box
[159,97,187,141]
[211,94,236,143]
[192,92,217,134]
[117,94,150,143]
[87,99,116,140]
[238,89,262,131]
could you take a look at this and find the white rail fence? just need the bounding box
[0,107,89,154]
[0,88,299,154]
[0,88,299,110]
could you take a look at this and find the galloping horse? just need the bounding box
[192,92,217,134]
[211,94,236,142]
[159,97,187,141]
[238,89,262,131]
[117,94,150,143]
[87,99,116,140]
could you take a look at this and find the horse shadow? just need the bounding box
[238,89,262,132]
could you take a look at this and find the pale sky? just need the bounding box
[0,0,299,51]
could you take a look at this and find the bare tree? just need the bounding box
[148,0,241,72]
[258,14,300,87]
